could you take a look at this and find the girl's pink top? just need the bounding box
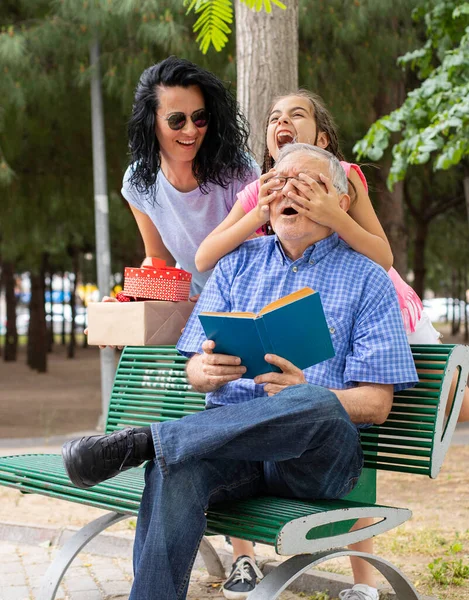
[236,161,423,334]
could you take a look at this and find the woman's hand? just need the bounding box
[287,172,343,228]
[85,296,122,350]
[254,169,280,224]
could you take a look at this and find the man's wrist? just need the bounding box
[186,354,220,393]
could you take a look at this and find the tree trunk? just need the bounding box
[67,248,79,359]
[450,270,460,336]
[412,218,428,300]
[464,271,468,343]
[27,267,47,373]
[2,261,18,362]
[371,61,408,277]
[375,156,408,279]
[61,271,67,345]
[45,267,54,353]
[463,162,469,227]
[235,0,298,164]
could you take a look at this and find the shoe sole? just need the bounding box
[62,440,91,489]
[222,589,251,600]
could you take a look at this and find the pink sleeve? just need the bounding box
[237,179,261,213]
[340,161,368,193]
[237,178,265,235]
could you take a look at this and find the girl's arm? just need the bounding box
[342,168,394,271]
[195,172,278,273]
[195,200,265,272]
[289,168,394,271]
[129,204,176,266]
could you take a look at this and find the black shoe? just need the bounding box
[62,427,151,489]
[222,555,264,600]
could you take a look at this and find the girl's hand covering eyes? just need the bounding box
[255,168,279,224]
[287,172,343,228]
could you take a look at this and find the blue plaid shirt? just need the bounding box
[177,233,418,406]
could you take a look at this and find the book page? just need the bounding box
[259,287,315,316]
[199,311,257,318]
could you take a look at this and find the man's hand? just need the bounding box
[186,340,247,393]
[254,354,306,396]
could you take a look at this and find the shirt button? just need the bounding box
[310,260,315,265]
[329,327,335,334]
[292,266,298,273]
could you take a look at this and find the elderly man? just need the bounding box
[63,144,418,600]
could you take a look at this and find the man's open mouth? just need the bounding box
[281,206,298,216]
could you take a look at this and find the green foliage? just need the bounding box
[185,0,233,54]
[298,592,331,600]
[241,0,286,13]
[354,0,469,187]
[428,541,469,586]
[298,0,422,157]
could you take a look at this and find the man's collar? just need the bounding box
[273,233,340,265]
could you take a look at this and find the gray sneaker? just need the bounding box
[222,555,264,600]
[339,584,379,600]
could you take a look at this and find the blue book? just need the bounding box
[198,287,335,379]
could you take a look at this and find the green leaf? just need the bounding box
[453,3,469,18]
[186,0,234,52]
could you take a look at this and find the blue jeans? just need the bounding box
[130,384,363,599]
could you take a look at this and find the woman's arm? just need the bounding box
[129,204,176,267]
[336,168,394,271]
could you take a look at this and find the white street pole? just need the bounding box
[90,37,115,428]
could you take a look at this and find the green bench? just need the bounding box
[0,343,468,599]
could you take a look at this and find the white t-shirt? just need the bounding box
[122,162,260,295]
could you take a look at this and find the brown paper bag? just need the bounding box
[87,301,194,347]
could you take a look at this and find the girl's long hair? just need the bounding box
[128,56,253,194]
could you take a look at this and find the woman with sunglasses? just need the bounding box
[122,56,260,297]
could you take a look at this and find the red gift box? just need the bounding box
[123,258,192,302]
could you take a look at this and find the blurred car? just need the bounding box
[423,297,467,323]
[1,305,87,336]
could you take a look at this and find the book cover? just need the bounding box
[199,287,335,379]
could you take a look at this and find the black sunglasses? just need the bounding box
[157,108,210,131]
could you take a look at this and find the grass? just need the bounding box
[375,525,453,556]
[427,540,469,587]
[1,333,87,347]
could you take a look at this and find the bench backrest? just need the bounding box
[106,344,469,479]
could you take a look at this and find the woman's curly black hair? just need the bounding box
[128,56,253,194]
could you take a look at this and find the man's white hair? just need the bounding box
[276,143,348,194]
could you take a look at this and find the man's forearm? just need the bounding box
[332,383,393,424]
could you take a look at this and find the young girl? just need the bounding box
[196,90,469,600]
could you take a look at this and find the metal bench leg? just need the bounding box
[249,549,420,600]
[39,511,128,600]
[198,536,227,578]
